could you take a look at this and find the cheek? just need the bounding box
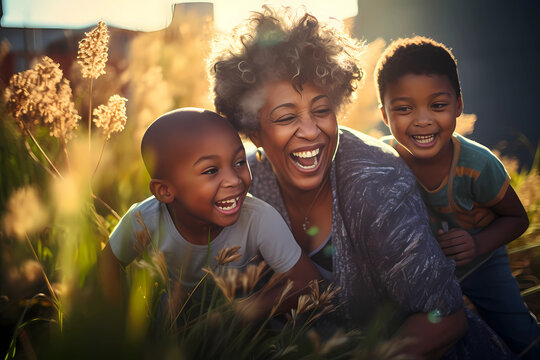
[261,127,292,155]
[240,167,252,187]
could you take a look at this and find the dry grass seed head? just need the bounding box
[214,246,242,266]
[4,57,80,139]
[134,230,150,254]
[239,261,266,293]
[271,279,294,314]
[295,294,313,315]
[203,267,239,302]
[77,21,110,79]
[2,186,49,241]
[93,94,128,139]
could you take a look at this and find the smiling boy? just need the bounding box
[376,36,539,358]
[101,108,319,316]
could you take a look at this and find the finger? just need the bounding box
[449,250,476,264]
[441,244,473,257]
[438,237,470,250]
[437,231,469,242]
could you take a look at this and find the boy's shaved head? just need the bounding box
[141,108,234,179]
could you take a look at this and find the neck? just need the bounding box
[166,203,222,245]
[278,173,332,213]
[399,140,453,168]
[397,140,454,190]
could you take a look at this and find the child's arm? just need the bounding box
[237,252,322,321]
[99,242,128,304]
[437,185,529,266]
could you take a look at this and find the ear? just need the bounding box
[248,130,262,148]
[456,96,463,117]
[379,104,390,127]
[149,179,174,203]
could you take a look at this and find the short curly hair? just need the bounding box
[208,6,364,134]
[375,36,461,106]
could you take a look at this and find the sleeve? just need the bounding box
[472,151,510,206]
[108,203,143,265]
[251,203,302,274]
[369,185,463,316]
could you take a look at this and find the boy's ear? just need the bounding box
[456,96,463,117]
[248,130,262,148]
[379,104,390,127]
[149,179,174,203]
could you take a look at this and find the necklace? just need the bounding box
[302,175,330,232]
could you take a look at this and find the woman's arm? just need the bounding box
[398,308,467,359]
[437,186,529,266]
[236,252,322,321]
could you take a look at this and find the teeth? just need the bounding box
[292,148,320,158]
[413,134,436,144]
[216,197,239,211]
[295,156,318,170]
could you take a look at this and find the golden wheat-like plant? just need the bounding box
[215,246,242,266]
[5,56,80,140]
[92,94,128,139]
[77,21,109,80]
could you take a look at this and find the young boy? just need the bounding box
[375,36,539,359]
[101,107,320,318]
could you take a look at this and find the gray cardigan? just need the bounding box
[248,126,462,329]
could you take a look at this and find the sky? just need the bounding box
[1,0,358,31]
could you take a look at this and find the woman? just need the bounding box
[208,7,514,359]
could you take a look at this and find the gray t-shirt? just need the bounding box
[109,195,301,288]
[248,126,463,329]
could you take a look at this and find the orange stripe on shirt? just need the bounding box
[455,166,480,180]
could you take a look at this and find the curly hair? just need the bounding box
[208,6,364,134]
[375,36,461,106]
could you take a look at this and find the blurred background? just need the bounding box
[1,0,538,168]
[0,1,538,358]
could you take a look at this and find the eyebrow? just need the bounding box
[389,92,452,105]
[269,94,329,116]
[193,144,245,166]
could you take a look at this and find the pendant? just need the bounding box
[302,216,310,231]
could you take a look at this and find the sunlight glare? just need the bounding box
[1,0,357,32]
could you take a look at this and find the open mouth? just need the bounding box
[411,134,437,146]
[290,148,321,171]
[215,195,242,215]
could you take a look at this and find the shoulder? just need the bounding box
[111,195,163,237]
[379,134,398,148]
[118,196,160,223]
[237,194,282,224]
[337,127,408,171]
[335,127,417,201]
[455,133,502,167]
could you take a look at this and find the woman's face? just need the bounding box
[251,80,338,192]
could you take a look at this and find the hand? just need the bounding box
[437,228,477,266]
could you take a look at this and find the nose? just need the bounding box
[414,108,433,127]
[295,111,320,140]
[221,167,243,188]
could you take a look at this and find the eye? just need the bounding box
[432,102,448,110]
[273,114,296,123]
[202,167,218,175]
[234,159,247,167]
[312,107,331,117]
[393,105,411,113]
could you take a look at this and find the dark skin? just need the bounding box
[100,109,321,319]
[381,73,529,268]
[252,80,466,359]
[384,108,529,268]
